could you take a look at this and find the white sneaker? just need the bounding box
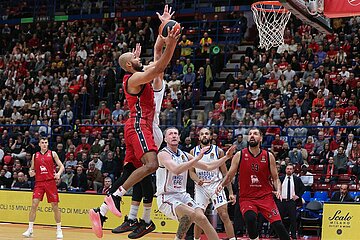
[56,229,63,239]
[22,229,33,238]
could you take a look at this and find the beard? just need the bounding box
[248,139,259,147]
[201,138,210,145]
[132,63,143,72]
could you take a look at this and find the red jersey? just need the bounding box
[345,106,359,120]
[34,150,56,182]
[238,148,274,199]
[123,73,155,124]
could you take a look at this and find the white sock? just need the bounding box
[113,186,127,197]
[28,222,34,231]
[194,238,201,240]
[128,205,139,220]
[174,237,181,240]
[56,223,61,231]
[250,237,259,240]
[100,202,109,216]
[229,238,236,240]
[142,206,152,224]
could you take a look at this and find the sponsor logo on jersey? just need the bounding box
[251,175,260,184]
[348,0,360,7]
[181,155,185,161]
[210,153,214,159]
[261,155,266,163]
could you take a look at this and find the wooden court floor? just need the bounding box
[0,223,321,239]
[0,223,174,240]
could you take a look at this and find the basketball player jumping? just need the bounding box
[23,137,65,239]
[189,128,236,240]
[156,127,236,240]
[111,8,171,237]
[216,128,290,240]
[89,5,180,238]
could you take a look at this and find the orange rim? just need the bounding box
[251,1,289,13]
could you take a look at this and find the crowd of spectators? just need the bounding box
[0,3,359,196]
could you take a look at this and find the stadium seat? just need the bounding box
[332,184,341,190]
[299,200,323,237]
[302,191,311,203]
[349,184,358,191]
[313,183,331,191]
[313,165,324,173]
[312,191,329,202]
[349,191,359,199]
[338,174,351,183]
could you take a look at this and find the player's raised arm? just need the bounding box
[216,150,241,194]
[158,146,209,175]
[192,145,236,171]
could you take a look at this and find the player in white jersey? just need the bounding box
[189,128,236,240]
[156,127,236,240]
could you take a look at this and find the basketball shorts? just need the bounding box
[124,121,158,168]
[153,123,163,150]
[33,180,59,203]
[239,194,281,223]
[195,182,228,210]
[157,192,200,221]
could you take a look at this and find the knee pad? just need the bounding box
[132,183,143,202]
[244,211,258,239]
[141,175,154,203]
[271,220,290,240]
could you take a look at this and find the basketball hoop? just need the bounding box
[251,1,291,50]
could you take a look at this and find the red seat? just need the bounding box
[313,165,324,173]
[332,184,341,190]
[349,184,358,191]
[313,183,331,191]
[338,174,351,183]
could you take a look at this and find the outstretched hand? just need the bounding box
[156,5,175,23]
[225,145,236,159]
[132,43,141,58]
[197,146,210,159]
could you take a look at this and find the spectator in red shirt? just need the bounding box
[333,101,345,119]
[75,137,91,156]
[312,91,325,108]
[28,34,39,49]
[327,44,338,61]
[308,38,319,53]
[271,134,284,156]
[304,136,315,154]
[97,102,111,123]
[345,100,359,121]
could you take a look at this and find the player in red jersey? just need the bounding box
[216,128,290,240]
[22,137,65,239]
[89,5,180,238]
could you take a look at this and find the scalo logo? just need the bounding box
[348,0,360,6]
[328,210,353,221]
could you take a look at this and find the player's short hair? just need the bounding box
[40,137,49,142]
[248,127,263,136]
[163,127,179,136]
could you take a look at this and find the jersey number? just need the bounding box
[213,195,224,205]
[251,163,259,172]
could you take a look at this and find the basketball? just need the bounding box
[158,20,181,37]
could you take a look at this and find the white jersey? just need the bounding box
[153,80,165,149]
[153,80,165,126]
[193,145,223,183]
[156,147,189,196]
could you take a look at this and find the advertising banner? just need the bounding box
[0,190,177,233]
[324,0,360,18]
[322,202,360,239]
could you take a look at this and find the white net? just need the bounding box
[251,1,292,50]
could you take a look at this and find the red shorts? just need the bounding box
[33,180,59,203]
[124,121,157,168]
[239,194,281,223]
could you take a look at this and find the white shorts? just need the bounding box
[157,192,199,221]
[153,123,163,149]
[194,183,228,210]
